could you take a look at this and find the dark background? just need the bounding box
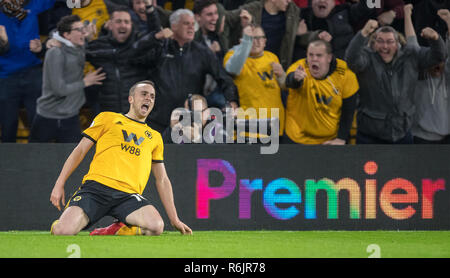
[0,144,449,231]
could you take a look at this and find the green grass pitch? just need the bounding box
[1,231,449,258]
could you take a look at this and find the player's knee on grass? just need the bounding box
[51,207,89,235]
[141,219,164,236]
[51,222,80,236]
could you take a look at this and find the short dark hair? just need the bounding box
[129,80,155,96]
[57,15,82,36]
[241,23,265,37]
[110,5,131,18]
[307,39,333,54]
[185,94,208,110]
[193,0,217,15]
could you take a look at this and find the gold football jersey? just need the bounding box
[285,58,359,144]
[82,112,164,195]
[224,50,285,135]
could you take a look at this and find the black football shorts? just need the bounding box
[66,180,151,228]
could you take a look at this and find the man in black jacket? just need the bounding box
[136,9,238,133]
[85,4,159,115]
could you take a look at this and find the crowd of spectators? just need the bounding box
[0,0,449,144]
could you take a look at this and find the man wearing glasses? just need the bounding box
[345,19,446,144]
[29,15,105,143]
[224,24,286,141]
[223,0,300,70]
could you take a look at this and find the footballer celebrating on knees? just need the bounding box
[50,80,192,236]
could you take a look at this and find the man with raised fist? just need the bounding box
[345,19,446,144]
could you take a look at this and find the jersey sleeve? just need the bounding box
[82,112,110,143]
[152,133,164,163]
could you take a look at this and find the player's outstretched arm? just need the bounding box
[152,162,193,235]
[50,137,94,211]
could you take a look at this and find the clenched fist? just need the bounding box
[155,28,173,40]
[437,9,450,25]
[29,38,42,53]
[240,9,252,28]
[421,27,439,41]
[318,31,333,42]
[361,19,378,37]
[404,4,413,18]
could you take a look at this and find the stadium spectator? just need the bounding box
[138,1,234,109]
[345,19,446,144]
[71,0,111,40]
[223,0,302,69]
[193,0,230,108]
[284,39,358,144]
[68,0,112,116]
[407,5,450,144]
[193,0,226,60]
[50,80,192,236]
[0,0,55,143]
[84,5,160,115]
[293,0,374,61]
[129,0,154,32]
[162,94,229,143]
[407,0,450,47]
[134,9,238,133]
[129,0,171,32]
[224,24,286,137]
[29,15,106,143]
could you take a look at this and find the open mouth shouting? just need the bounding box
[378,48,395,63]
[310,63,320,72]
[206,20,217,32]
[115,28,131,42]
[318,4,327,12]
[308,60,329,79]
[309,63,322,77]
[380,49,389,56]
[141,103,150,114]
[138,7,146,14]
[313,0,333,18]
